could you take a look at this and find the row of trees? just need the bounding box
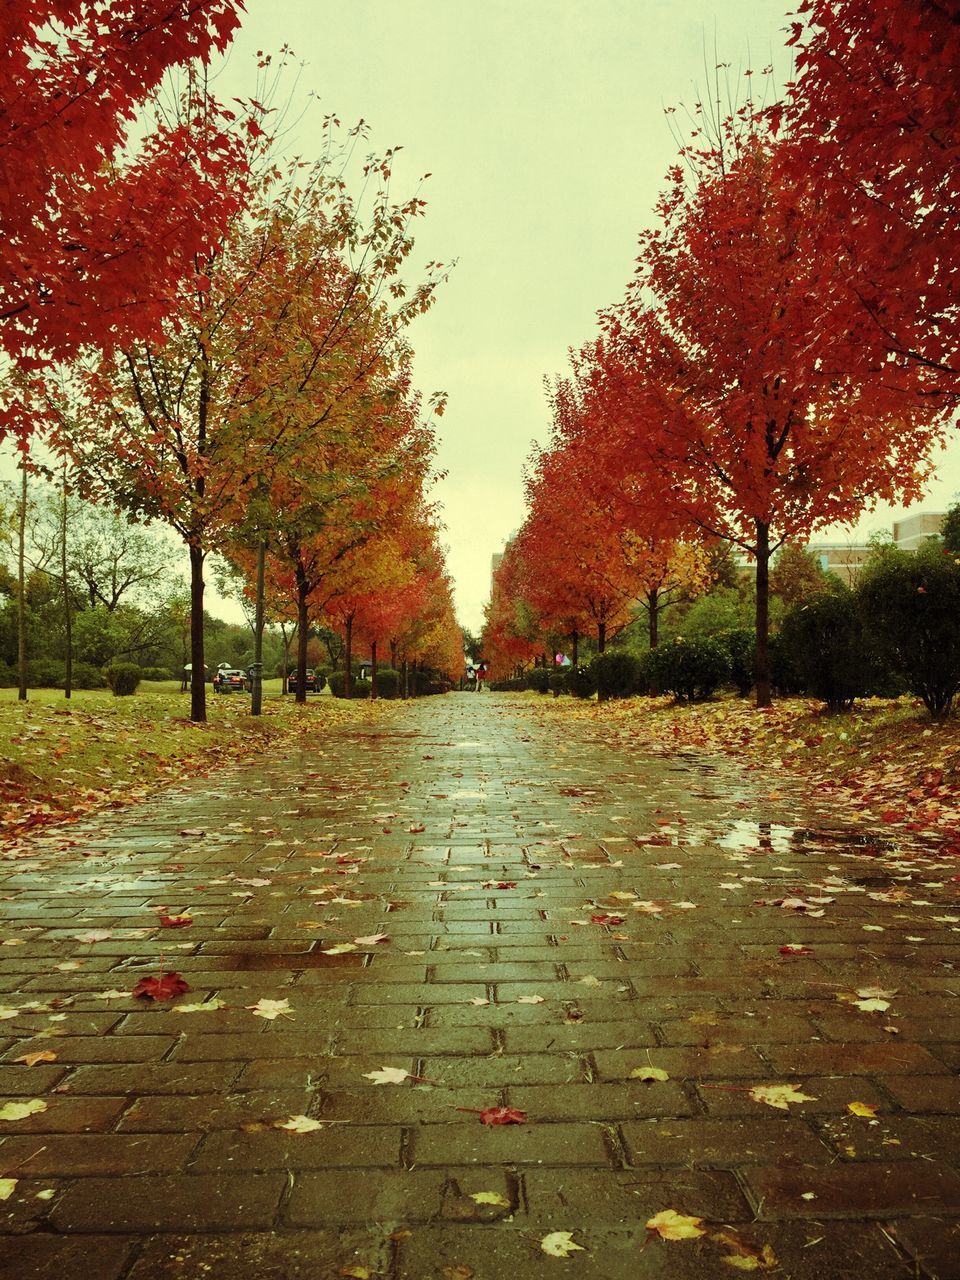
[484,1,958,707]
[2,4,462,716]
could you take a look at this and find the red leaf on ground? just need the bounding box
[159,915,192,928]
[132,973,190,1001]
[779,944,813,956]
[591,913,625,926]
[478,1106,526,1126]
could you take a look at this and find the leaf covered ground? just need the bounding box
[0,687,395,846]
[526,692,960,854]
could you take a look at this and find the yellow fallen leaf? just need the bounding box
[540,1231,585,1257]
[847,1101,879,1118]
[749,1083,817,1111]
[362,1066,410,1085]
[275,1114,325,1133]
[13,1050,57,1066]
[340,1268,371,1279]
[630,1066,669,1082]
[0,1179,17,1201]
[246,999,292,1020]
[469,1191,510,1207]
[322,943,358,955]
[646,1209,706,1240]
[0,1099,47,1122]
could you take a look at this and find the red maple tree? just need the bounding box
[1,0,248,413]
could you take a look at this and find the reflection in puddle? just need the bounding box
[717,821,796,854]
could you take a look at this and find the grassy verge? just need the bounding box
[525,692,960,849]
[0,683,391,845]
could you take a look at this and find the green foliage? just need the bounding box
[28,658,65,688]
[104,661,142,696]
[565,665,596,698]
[645,635,731,701]
[140,666,174,682]
[770,542,834,606]
[718,628,755,698]
[777,589,871,712]
[488,678,526,691]
[857,539,960,717]
[374,668,400,699]
[548,671,567,696]
[942,503,960,555]
[71,661,107,689]
[526,667,551,694]
[591,650,644,701]
[328,670,371,699]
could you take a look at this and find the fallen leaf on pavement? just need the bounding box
[175,999,227,1013]
[158,914,192,928]
[246,998,292,1020]
[517,995,545,1004]
[749,1083,817,1111]
[646,1209,706,1240]
[362,1066,410,1085]
[0,1099,47,1122]
[321,944,358,955]
[629,1066,669,1082]
[275,1114,325,1133]
[540,1231,585,1257]
[847,1101,880,1118]
[470,1191,510,1207]
[13,1050,57,1066]
[132,973,190,1002]
[353,934,389,946]
[0,1179,16,1200]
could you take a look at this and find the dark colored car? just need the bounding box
[286,668,321,694]
[212,668,245,694]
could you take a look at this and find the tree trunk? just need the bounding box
[17,463,27,702]
[647,586,660,696]
[598,619,607,654]
[370,638,378,699]
[188,542,206,723]
[571,628,579,667]
[251,536,265,716]
[390,638,398,671]
[344,615,353,699]
[755,520,772,708]
[401,657,408,699]
[61,468,72,699]
[295,569,309,705]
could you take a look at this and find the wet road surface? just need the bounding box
[1,693,959,1278]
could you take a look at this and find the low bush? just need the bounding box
[719,628,755,698]
[71,661,107,689]
[591,650,644,701]
[565,665,596,698]
[646,636,730,701]
[28,658,66,688]
[526,668,551,694]
[548,671,567,697]
[373,668,400,699]
[104,661,142,696]
[488,678,526,692]
[777,589,871,712]
[140,666,174,682]
[327,670,370,698]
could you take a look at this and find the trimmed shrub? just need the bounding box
[327,670,369,698]
[719,628,755,698]
[646,636,730,701]
[776,589,870,712]
[71,661,107,689]
[526,668,551,694]
[548,671,567,697]
[857,539,960,717]
[140,666,174,682]
[373,668,400,699]
[565,665,596,698]
[590,650,644,701]
[489,677,525,692]
[352,677,372,699]
[104,661,142,696]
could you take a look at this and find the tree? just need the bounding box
[782,0,960,400]
[942,503,960,557]
[770,543,835,607]
[592,124,943,705]
[0,0,247,406]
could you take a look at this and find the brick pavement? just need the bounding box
[1,692,959,1278]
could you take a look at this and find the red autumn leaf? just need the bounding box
[159,914,193,928]
[478,1106,527,1126]
[591,913,625,926]
[779,944,814,957]
[132,972,190,1001]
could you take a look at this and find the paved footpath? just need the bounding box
[1,693,959,1279]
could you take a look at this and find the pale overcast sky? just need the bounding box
[6,2,959,629]
[210,0,958,633]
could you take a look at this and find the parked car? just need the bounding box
[212,668,245,694]
[286,667,322,694]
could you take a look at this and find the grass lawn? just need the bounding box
[0,681,388,844]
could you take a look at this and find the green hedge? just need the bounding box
[104,661,142,696]
[645,636,730,701]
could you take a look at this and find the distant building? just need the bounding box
[490,551,503,590]
[806,511,945,586]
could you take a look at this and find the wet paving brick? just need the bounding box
[1,692,959,1277]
